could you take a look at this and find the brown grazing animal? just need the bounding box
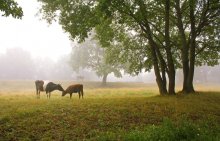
[35,80,44,98]
[62,84,84,99]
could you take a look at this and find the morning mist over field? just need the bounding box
[0,0,219,140]
[0,47,219,85]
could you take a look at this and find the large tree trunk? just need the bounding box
[144,19,168,95]
[137,0,168,95]
[154,42,168,94]
[175,0,191,94]
[186,0,196,93]
[160,58,167,94]
[165,0,175,95]
[182,56,190,93]
[102,73,108,86]
[150,43,168,95]
[154,64,168,95]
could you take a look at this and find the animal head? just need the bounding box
[57,84,64,92]
[62,91,67,96]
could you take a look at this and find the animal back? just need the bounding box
[67,84,83,93]
[43,81,49,91]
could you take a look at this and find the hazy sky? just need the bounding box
[0,0,71,61]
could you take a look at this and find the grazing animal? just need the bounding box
[35,80,44,98]
[45,82,64,99]
[62,84,84,99]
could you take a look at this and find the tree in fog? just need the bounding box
[38,0,220,94]
[0,0,23,19]
[0,48,35,79]
[70,39,122,85]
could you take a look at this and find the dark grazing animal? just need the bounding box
[62,84,84,99]
[35,80,44,98]
[45,82,64,99]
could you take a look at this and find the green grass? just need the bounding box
[0,81,219,140]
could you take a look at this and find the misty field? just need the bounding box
[0,81,220,140]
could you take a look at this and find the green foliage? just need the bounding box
[37,0,220,69]
[0,0,23,18]
[95,19,154,74]
[187,0,220,66]
[38,0,220,93]
[38,0,99,42]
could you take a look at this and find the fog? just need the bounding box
[0,0,71,61]
[0,47,152,82]
[0,0,219,84]
[0,0,154,83]
[0,47,71,80]
[0,47,219,84]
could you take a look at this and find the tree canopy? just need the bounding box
[38,0,220,94]
[0,0,23,19]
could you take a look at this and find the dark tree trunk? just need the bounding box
[102,74,108,86]
[182,57,190,93]
[154,65,168,95]
[186,0,196,93]
[175,0,191,94]
[165,0,175,95]
[137,0,168,95]
[161,59,167,93]
[154,41,168,94]
[142,14,168,95]
[150,43,168,95]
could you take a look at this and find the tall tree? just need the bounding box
[174,0,220,93]
[70,38,122,85]
[38,0,220,94]
[0,0,23,19]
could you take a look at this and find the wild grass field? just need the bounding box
[0,81,220,141]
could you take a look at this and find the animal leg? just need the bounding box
[36,90,38,98]
[49,93,51,99]
[70,93,72,99]
[36,89,38,98]
[81,90,84,99]
[78,92,80,99]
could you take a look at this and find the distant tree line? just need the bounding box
[0,47,73,80]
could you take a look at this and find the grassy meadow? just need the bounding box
[0,80,220,140]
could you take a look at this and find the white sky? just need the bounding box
[0,0,71,61]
